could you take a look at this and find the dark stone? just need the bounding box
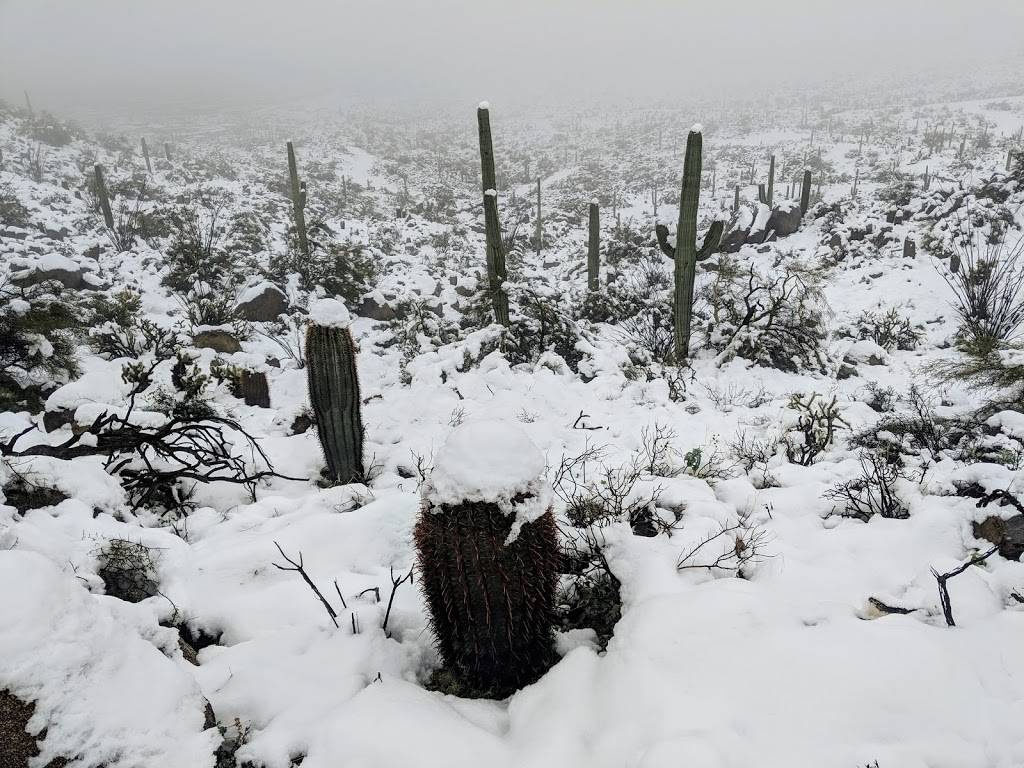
[974,515,1024,561]
[11,265,87,290]
[355,296,399,322]
[766,202,803,237]
[233,284,288,322]
[192,330,242,353]
[290,411,313,435]
[42,408,74,433]
[837,363,859,380]
[0,690,69,768]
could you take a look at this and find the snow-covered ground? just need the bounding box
[2,86,1024,768]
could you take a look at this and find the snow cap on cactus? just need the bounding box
[590,197,599,205]
[478,101,490,110]
[308,297,351,328]
[424,420,551,540]
[690,123,703,133]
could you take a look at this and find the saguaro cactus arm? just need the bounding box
[655,219,723,262]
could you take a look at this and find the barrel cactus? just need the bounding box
[415,421,559,697]
[305,299,364,484]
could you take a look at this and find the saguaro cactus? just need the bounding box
[800,169,812,215]
[93,164,114,229]
[305,315,364,485]
[238,370,270,408]
[141,137,152,174]
[767,153,776,207]
[477,103,509,326]
[415,421,559,697]
[287,140,310,258]
[587,199,600,291]
[535,178,542,256]
[164,142,172,163]
[668,127,718,363]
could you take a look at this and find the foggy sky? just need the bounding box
[2,0,1023,119]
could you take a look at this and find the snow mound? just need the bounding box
[423,420,551,540]
[308,298,351,329]
[0,551,218,768]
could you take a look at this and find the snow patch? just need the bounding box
[308,298,351,329]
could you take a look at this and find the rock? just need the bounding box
[12,264,87,290]
[192,330,242,353]
[837,363,859,380]
[42,408,74,433]
[766,201,803,237]
[290,410,314,435]
[974,515,1024,561]
[233,283,288,322]
[41,225,70,241]
[720,225,749,253]
[0,690,69,768]
[355,296,399,322]
[844,339,888,366]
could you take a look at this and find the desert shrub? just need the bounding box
[0,182,31,228]
[782,392,849,466]
[506,284,587,371]
[269,239,378,305]
[88,289,181,360]
[851,308,922,351]
[729,429,781,487]
[851,385,962,461]
[96,538,160,603]
[939,232,1024,345]
[824,450,909,521]
[31,111,76,146]
[703,256,831,374]
[0,279,82,411]
[876,170,917,208]
[859,381,899,413]
[387,299,462,370]
[162,203,237,295]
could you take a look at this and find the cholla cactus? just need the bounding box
[415,421,559,697]
[305,300,364,484]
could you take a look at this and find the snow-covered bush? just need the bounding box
[782,392,849,466]
[849,307,923,351]
[0,279,83,411]
[703,256,831,373]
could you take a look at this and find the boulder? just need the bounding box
[355,296,400,322]
[12,264,86,290]
[0,691,68,768]
[974,515,1024,561]
[192,330,242,353]
[766,200,802,238]
[233,282,288,322]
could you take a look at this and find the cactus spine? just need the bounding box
[587,199,600,291]
[477,104,509,326]
[305,324,365,484]
[800,169,812,215]
[287,140,310,258]
[93,164,114,229]
[141,137,152,174]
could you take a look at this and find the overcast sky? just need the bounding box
[2,0,1022,119]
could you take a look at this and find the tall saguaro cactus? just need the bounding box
[800,169,812,215]
[305,322,365,485]
[477,103,509,326]
[287,141,310,258]
[93,164,114,229]
[141,137,152,174]
[767,153,776,207]
[670,127,710,363]
[535,178,542,256]
[164,142,172,163]
[587,199,600,292]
